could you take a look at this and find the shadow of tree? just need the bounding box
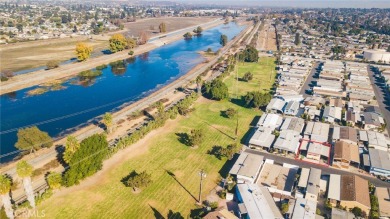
[207,145,223,160]
[218,153,240,178]
[149,205,185,219]
[175,132,191,146]
[121,170,138,186]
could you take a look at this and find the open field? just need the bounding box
[257,21,277,51]
[0,17,216,73]
[224,57,277,95]
[34,58,276,218]
[123,17,216,37]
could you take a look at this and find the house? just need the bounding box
[235,184,284,219]
[331,208,355,219]
[375,187,390,218]
[362,112,385,131]
[329,98,344,108]
[256,113,283,130]
[332,126,358,144]
[332,141,360,169]
[323,106,342,123]
[297,168,310,190]
[368,148,390,178]
[256,161,298,199]
[290,197,318,219]
[203,207,238,219]
[339,175,371,214]
[299,141,330,163]
[280,117,305,133]
[266,98,286,113]
[364,105,382,116]
[248,127,275,150]
[273,130,301,154]
[305,168,321,202]
[327,174,341,206]
[303,96,325,107]
[229,152,264,184]
[284,101,301,116]
[367,131,389,151]
[303,122,330,143]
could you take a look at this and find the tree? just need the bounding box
[138,31,149,45]
[75,42,92,61]
[109,34,127,53]
[159,22,167,33]
[183,32,193,39]
[241,46,258,62]
[0,175,13,219]
[351,207,363,217]
[63,136,80,164]
[243,72,253,81]
[220,34,228,46]
[281,202,289,214]
[294,33,301,45]
[123,170,152,192]
[125,37,137,49]
[189,129,204,147]
[15,126,53,153]
[193,26,203,35]
[204,80,229,100]
[16,161,35,208]
[221,143,240,159]
[63,134,108,186]
[225,108,237,118]
[102,112,113,133]
[46,172,62,190]
[46,60,59,69]
[243,92,271,108]
[196,76,203,95]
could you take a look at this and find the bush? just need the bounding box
[243,72,253,81]
[128,50,134,55]
[0,76,8,81]
[243,91,271,108]
[46,60,59,69]
[218,190,226,199]
[225,108,237,118]
[78,70,102,78]
[96,64,108,70]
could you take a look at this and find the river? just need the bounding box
[0,22,245,163]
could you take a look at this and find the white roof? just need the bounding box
[298,168,310,188]
[257,113,283,129]
[359,130,368,142]
[291,197,317,219]
[367,131,388,150]
[266,98,286,112]
[328,174,341,201]
[229,152,264,179]
[307,142,330,157]
[236,184,283,219]
[249,127,275,148]
[273,130,301,154]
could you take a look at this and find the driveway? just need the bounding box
[300,61,321,98]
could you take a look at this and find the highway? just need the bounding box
[245,148,390,187]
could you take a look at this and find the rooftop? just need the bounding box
[340,175,371,209]
[256,162,297,193]
[327,174,341,201]
[298,168,310,188]
[376,187,390,218]
[291,197,317,219]
[280,117,305,133]
[369,148,390,171]
[331,208,355,219]
[229,152,264,179]
[249,127,275,148]
[333,141,360,163]
[236,184,283,219]
[306,168,321,196]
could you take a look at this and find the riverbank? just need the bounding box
[0,18,224,95]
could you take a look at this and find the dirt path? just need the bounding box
[0,19,223,95]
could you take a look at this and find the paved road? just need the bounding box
[245,148,390,187]
[367,65,390,134]
[300,61,321,97]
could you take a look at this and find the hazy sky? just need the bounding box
[174,0,390,8]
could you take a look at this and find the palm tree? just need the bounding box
[102,112,113,133]
[46,172,62,190]
[196,76,203,95]
[0,175,14,219]
[16,161,35,208]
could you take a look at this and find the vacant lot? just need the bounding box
[35,58,275,218]
[124,17,216,37]
[257,22,277,51]
[224,57,277,95]
[0,17,215,73]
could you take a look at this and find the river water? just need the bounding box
[0,22,245,163]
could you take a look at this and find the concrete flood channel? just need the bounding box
[0,22,245,162]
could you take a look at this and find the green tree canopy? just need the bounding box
[183,32,192,39]
[0,175,11,194]
[15,126,53,153]
[243,72,253,81]
[204,79,229,100]
[63,134,108,186]
[63,136,80,164]
[46,172,62,189]
[240,46,258,62]
[243,91,271,108]
[159,22,167,33]
[16,161,33,178]
[189,129,204,147]
[102,112,113,133]
[75,42,93,61]
[220,34,228,46]
[123,170,152,191]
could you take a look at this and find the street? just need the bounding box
[300,61,321,97]
[367,65,390,134]
[245,148,390,187]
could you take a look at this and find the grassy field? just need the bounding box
[224,57,277,96]
[35,57,276,218]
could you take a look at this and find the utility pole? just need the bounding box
[198,169,206,204]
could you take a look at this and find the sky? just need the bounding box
[173,0,390,8]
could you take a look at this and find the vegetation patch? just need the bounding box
[78,70,103,78]
[26,87,49,96]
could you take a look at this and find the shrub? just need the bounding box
[96,64,108,70]
[225,108,237,118]
[128,50,134,55]
[243,72,253,81]
[46,60,59,69]
[1,76,8,81]
[78,70,102,78]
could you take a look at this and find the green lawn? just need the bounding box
[224,57,276,96]
[36,58,276,219]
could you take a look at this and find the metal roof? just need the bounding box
[229,152,264,179]
[327,174,341,201]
